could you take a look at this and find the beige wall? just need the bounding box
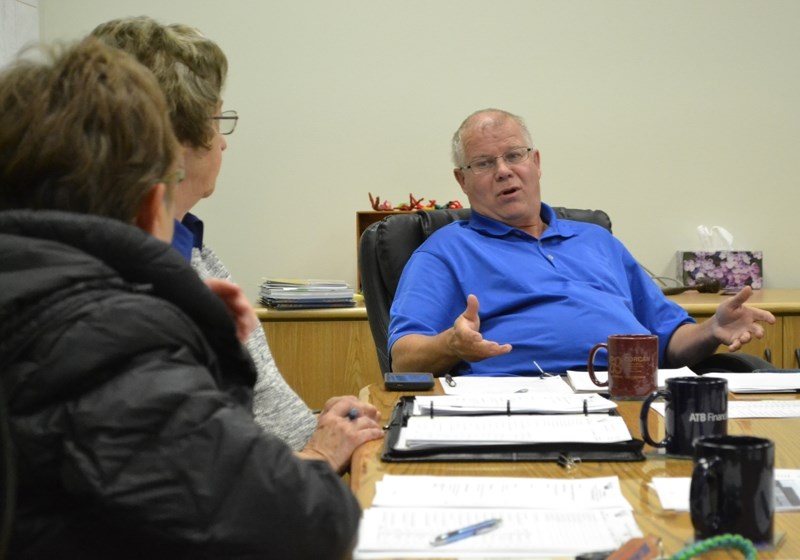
[39,1,800,300]
[1,0,39,68]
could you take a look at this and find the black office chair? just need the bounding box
[690,352,778,374]
[358,207,612,373]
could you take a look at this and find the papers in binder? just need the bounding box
[381,396,645,463]
[395,414,633,450]
[413,393,617,416]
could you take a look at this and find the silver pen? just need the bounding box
[533,360,554,377]
[430,518,502,547]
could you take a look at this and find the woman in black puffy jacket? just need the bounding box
[0,37,380,560]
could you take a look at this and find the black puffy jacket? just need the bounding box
[0,210,360,560]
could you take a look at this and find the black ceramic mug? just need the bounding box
[690,435,775,545]
[639,376,728,457]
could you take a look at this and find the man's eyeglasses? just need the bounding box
[210,110,238,135]
[460,147,532,175]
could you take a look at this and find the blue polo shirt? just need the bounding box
[388,204,693,376]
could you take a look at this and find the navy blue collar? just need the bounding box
[171,213,204,261]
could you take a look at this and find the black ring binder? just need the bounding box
[381,396,646,463]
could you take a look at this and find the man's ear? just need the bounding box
[454,168,466,190]
[135,182,173,242]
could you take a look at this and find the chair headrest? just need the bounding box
[418,208,472,237]
[376,209,470,298]
[553,207,612,233]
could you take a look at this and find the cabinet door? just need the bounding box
[263,320,382,410]
[783,316,800,369]
[693,314,784,367]
[742,318,784,367]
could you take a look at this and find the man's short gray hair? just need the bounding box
[451,108,534,167]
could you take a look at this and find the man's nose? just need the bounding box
[494,157,513,179]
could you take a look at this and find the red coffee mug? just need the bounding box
[587,334,658,400]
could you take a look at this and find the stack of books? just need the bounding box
[258,278,356,310]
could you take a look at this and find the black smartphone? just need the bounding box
[383,372,435,391]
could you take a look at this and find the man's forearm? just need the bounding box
[390,332,461,375]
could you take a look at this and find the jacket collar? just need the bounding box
[0,209,255,390]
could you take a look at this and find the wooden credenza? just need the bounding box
[667,289,800,369]
[259,289,800,408]
[257,301,382,410]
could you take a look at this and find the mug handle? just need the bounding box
[690,456,722,535]
[639,389,671,448]
[587,343,609,387]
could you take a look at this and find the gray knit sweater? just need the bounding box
[190,244,317,450]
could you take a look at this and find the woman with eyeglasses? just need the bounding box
[90,16,383,548]
[91,17,326,451]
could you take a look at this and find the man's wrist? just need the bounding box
[443,327,462,361]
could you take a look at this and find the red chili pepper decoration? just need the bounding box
[369,193,463,211]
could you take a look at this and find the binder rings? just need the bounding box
[381,396,646,463]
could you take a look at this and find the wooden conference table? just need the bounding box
[351,383,800,559]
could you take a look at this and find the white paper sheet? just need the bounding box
[566,367,697,393]
[651,470,800,512]
[650,400,800,419]
[439,375,574,395]
[371,475,632,510]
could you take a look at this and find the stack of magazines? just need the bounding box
[258,278,356,310]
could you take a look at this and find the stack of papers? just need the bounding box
[439,375,574,395]
[443,369,800,396]
[651,470,800,512]
[355,475,642,558]
[651,399,800,419]
[566,367,698,393]
[258,278,355,309]
[703,372,800,393]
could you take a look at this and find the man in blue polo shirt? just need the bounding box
[388,108,775,376]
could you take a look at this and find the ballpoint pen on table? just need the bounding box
[533,360,554,377]
[430,518,502,547]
